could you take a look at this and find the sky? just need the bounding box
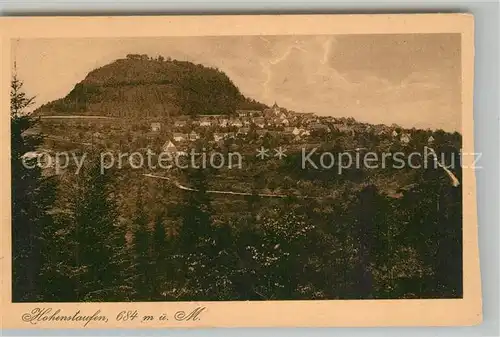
[13,34,461,131]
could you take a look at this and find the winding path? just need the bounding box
[143,173,307,199]
[143,146,461,198]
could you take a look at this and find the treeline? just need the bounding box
[12,77,462,302]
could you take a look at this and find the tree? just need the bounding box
[131,186,152,300]
[151,211,171,300]
[398,154,463,298]
[171,168,240,300]
[177,168,213,250]
[11,73,56,301]
[70,155,130,301]
[235,201,321,300]
[349,185,386,299]
[38,204,78,301]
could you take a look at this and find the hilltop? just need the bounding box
[35,54,267,118]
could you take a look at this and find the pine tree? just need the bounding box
[174,168,218,299]
[71,155,129,301]
[399,154,463,298]
[38,208,78,301]
[131,186,152,300]
[351,185,381,299]
[178,168,213,250]
[11,73,56,301]
[151,212,170,300]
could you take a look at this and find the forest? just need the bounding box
[12,75,463,302]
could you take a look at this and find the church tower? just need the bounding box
[272,102,280,115]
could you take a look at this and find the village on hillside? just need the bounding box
[38,102,439,158]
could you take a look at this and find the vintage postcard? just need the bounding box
[0,14,481,328]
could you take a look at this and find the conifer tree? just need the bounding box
[400,154,463,297]
[11,73,56,301]
[151,212,170,300]
[131,186,152,300]
[178,168,213,250]
[351,185,380,299]
[71,155,129,301]
[174,168,218,299]
[38,208,77,301]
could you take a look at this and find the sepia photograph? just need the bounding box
[1,14,481,328]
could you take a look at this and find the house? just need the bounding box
[189,131,200,141]
[213,133,224,142]
[174,120,187,127]
[230,119,243,127]
[218,118,229,127]
[199,117,212,127]
[237,109,261,117]
[427,135,435,144]
[151,122,161,132]
[145,131,158,140]
[173,133,188,142]
[285,126,304,136]
[242,118,251,126]
[301,130,311,136]
[253,117,266,128]
[309,123,330,132]
[391,130,399,137]
[400,133,411,144]
[284,127,302,136]
[162,140,177,153]
[237,127,250,135]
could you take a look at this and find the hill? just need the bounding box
[35,54,267,118]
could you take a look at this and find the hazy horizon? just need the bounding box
[12,34,461,131]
